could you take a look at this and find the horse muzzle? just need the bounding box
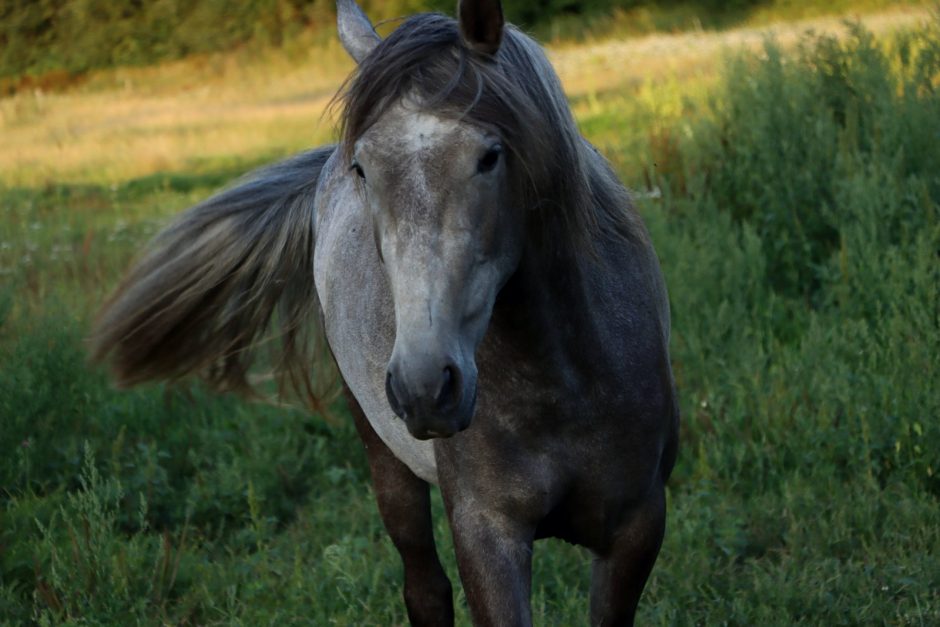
[385,354,476,439]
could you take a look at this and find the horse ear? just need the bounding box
[337,0,381,63]
[458,0,504,56]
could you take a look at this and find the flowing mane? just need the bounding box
[338,13,646,256]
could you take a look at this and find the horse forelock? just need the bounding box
[336,12,642,256]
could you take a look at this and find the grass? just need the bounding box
[1,6,938,625]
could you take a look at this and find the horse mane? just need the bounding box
[89,147,339,411]
[338,13,646,256]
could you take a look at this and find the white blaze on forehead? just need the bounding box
[399,109,463,152]
[357,103,477,212]
[360,98,485,157]
[355,99,494,180]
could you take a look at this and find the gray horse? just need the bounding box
[92,1,679,624]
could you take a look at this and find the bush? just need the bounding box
[678,23,940,301]
[655,19,940,499]
[632,24,939,622]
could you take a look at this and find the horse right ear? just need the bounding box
[337,0,381,63]
[458,0,504,56]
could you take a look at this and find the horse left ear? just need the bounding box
[458,0,504,56]
[337,0,381,63]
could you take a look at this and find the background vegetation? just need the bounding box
[0,0,928,87]
[1,1,938,624]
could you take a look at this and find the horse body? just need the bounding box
[92,2,679,624]
[315,102,677,621]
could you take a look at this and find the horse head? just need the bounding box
[337,0,523,439]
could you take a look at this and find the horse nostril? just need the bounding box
[386,370,404,418]
[436,365,462,412]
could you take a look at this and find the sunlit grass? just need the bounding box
[0,43,351,187]
[540,0,931,41]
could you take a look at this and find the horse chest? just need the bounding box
[435,346,668,531]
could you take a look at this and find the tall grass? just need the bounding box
[0,15,937,625]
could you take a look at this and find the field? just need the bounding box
[1,5,938,625]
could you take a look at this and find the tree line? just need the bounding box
[0,0,764,81]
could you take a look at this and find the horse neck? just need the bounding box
[491,241,607,380]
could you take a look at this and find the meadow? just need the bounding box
[1,5,938,625]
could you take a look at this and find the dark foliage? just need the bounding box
[0,1,768,83]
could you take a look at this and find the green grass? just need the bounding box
[1,16,939,626]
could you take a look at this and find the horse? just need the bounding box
[90,1,679,624]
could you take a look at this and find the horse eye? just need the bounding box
[351,161,366,180]
[477,144,502,174]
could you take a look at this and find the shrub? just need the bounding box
[655,19,940,502]
[679,22,940,301]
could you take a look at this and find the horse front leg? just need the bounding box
[589,487,666,627]
[346,390,454,626]
[446,499,534,627]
